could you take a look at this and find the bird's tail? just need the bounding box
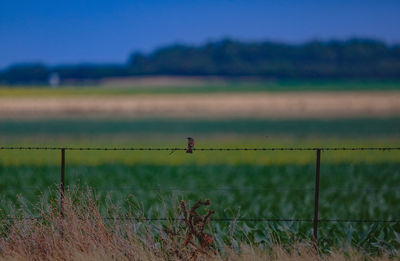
[186,148,193,154]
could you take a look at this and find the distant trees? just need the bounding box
[1,38,399,85]
[0,64,129,85]
[54,65,129,80]
[128,39,400,78]
[0,64,49,84]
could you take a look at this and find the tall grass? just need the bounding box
[0,188,397,260]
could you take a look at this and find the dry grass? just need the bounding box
[1,92,400,119]
[0,189,397,261]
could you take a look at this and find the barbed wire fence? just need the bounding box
[1,146,399,246]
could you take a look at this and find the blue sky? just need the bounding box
[0,0,399,68]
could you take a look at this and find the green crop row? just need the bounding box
[1,163,399,252]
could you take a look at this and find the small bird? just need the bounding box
[186,137,195,153]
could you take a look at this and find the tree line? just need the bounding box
[1,38,399,84]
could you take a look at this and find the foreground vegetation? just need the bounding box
[1,163,399,254]
[0,188,398,260]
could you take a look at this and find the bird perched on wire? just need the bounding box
[186,137,195,153]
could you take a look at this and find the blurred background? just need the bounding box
[0,0,399,153]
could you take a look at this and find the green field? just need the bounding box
[1,163,399,252]
[1,79,399,96]
[1,118,399,166]
[1,118,400,137]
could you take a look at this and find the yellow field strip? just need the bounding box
[1,92,400,119]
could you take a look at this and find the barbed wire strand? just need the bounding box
[1,217,399,223]
[11,186,400,192]
[0,147,399,151]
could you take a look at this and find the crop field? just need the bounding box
[1,79,400,96]
[1,81,400,121]
[2,92,400,120]
[1,160,400,253]
[1,140,399,253]
[0,81,399,257]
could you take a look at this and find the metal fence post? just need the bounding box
[313,149,321,246]
[60,148,65,218]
